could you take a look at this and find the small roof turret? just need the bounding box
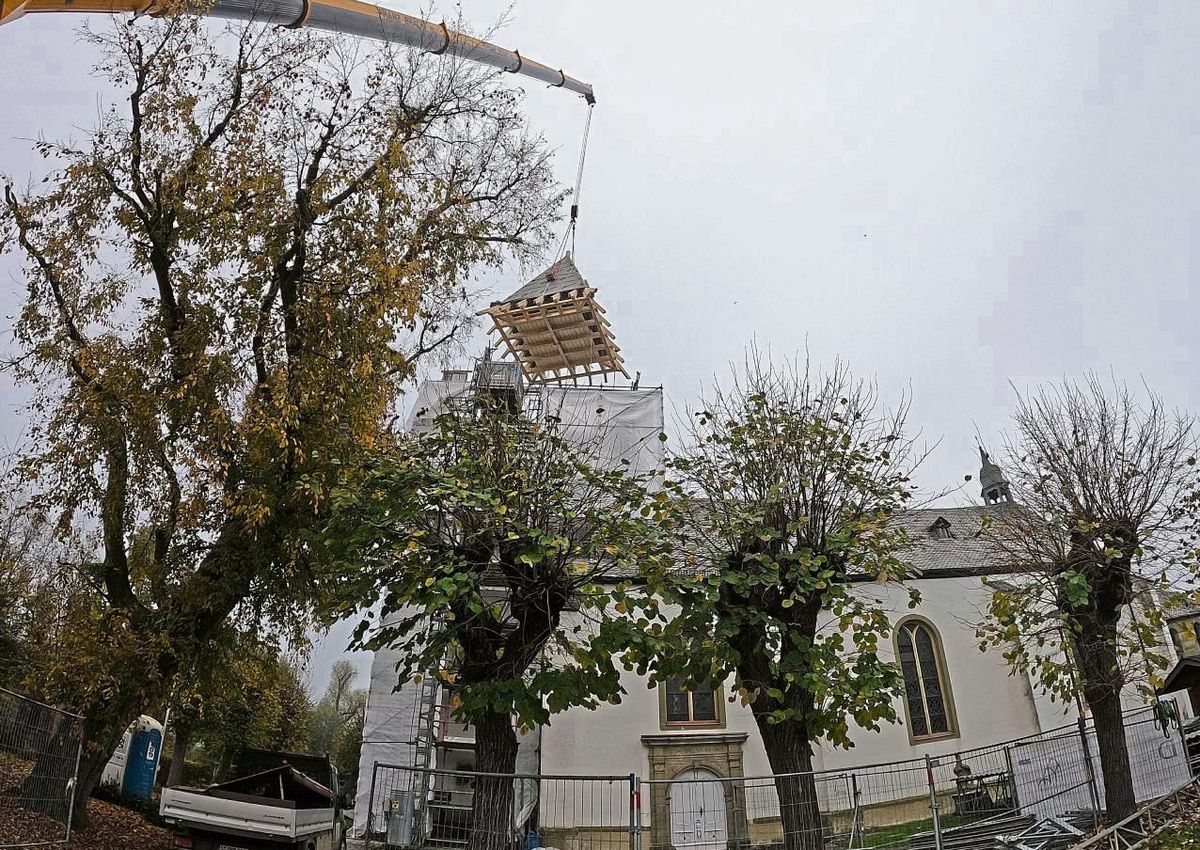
[979,447,1013,504]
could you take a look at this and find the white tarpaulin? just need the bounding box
[403,376,666,478]
[352,630,421,837]
[540,386,665,476]
[1010,709,1188,819]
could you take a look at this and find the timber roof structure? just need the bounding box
[481,254,628,385]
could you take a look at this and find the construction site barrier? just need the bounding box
[0,688,83,849]
[363,707,1195,850]
[364,765,636,850]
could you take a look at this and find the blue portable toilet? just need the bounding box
[121,716,163,801]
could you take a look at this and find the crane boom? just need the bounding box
[0,0,595,103]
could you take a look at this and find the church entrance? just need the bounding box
[668,768,728,850]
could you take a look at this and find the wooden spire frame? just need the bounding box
[482,284,629,385]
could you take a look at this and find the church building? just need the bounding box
[351,257,1186,844]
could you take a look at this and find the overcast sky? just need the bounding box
[3,1,1199,696]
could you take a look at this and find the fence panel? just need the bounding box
[361,706,1188,850]
[841,759,941,850]
[0,688,83,849]
[365,764,634,850]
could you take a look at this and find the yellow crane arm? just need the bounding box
[0,0,595,103]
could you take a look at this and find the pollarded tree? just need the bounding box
[637,354,921,850]
[320,402,678,850]
[977,376,1200,823]
[0,7,562,817]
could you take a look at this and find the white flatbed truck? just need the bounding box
[160,751,348,850]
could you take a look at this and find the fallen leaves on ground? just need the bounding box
[1,753,171,849]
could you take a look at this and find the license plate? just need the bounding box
[217,844,249,850]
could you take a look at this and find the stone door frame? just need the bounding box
[641,732,750,850]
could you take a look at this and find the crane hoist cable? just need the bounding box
[557,100,595,260]
[0,0,595,105]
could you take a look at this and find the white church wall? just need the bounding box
[819,576,1043,770]
[539,575,1044,785]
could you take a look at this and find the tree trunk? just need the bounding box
[1074,619,1136,823]
[167,724,192,787]
[757,717,823,850]
[215,744,237,783]
[1086,686,1136,823]
[468,709,518,850]
[20,704,139,828]
[1063,545,1137,825]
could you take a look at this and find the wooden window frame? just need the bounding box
[659,680,726,730]
[895,616,959,744]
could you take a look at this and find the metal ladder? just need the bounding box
[404,648,444,847]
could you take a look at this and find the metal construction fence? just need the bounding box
[0,688,83,849]
[365,707,1195,850]
[364,766,635,850]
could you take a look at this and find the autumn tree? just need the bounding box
[637,355,920,850]
[320,402,677,850]
[0,493,61,690]
[308,660,366,792]
[977,376,1200,822]
[0,9,561,818]
[308,660,363,753]
[165,632,315,786]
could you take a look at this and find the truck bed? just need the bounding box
[160,785,336,841]
[159,758,338,845]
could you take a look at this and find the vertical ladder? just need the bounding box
[405,646,445,847]
[411,672,440,774]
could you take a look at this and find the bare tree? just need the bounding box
[978,375,1200,822]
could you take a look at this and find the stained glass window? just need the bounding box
[897,620,954,738]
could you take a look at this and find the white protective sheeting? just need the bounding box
[540,386,665,476]
[513,728,542,829]
[404,373,473,432]
[353,619,422,837]
[403,378,666,480]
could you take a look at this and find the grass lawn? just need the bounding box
[858,813,977,848]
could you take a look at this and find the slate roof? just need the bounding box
[493,253,589,306]
[892,504,1020,577]
[596,503,1024,582]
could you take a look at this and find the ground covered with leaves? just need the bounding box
[1,753,171,849]
[1148,808,1200,850]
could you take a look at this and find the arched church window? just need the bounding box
[896,618,957,740]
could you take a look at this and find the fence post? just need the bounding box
[848,772,862,849]
[1077,716,1102,827]
[1002,745,1018,812]
[365,762,380,850]
[925,755,944,850]
[629,774,640,850]
[1175,702,1193,777]
[64,732,83,843]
